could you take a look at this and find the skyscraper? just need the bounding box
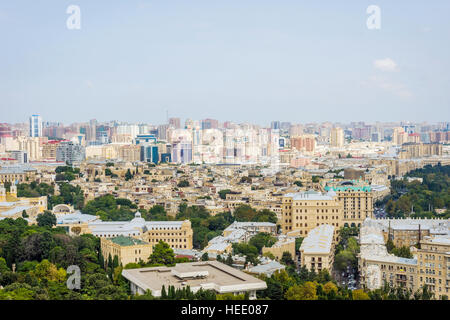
[29,115,42,137]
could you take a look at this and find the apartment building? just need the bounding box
[416,236,450,299]
[281,190,343,240]
[324,185,374,227]
[300,224,335,273]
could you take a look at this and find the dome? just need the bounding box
[128,211,145,226]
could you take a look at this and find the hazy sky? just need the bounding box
[1,0,449,125]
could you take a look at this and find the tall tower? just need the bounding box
[29,115,43,137]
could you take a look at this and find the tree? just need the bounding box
[177,180,190,188]
[125,169,133,181]
[352,289,370,300]
[22,210,29,218]
[293,181,303,187]
[149,241,175,266]
[249,232,277,253]
[225,254,233,266]
[285,282,318,300]
[218,189,232,200]
[201,252,209,261]
[280,252,294,266]
[36,211,57,228]
[323,281,338,295]
[295,237,304,252]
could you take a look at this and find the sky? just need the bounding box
[0,0,449,125]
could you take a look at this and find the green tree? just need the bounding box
[125,169,133,181]
[285,282,318,300]
[149,241,175,266]
[36,211,57,228]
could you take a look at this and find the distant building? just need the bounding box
[56,141,85,165]
[330,127,344,147]
[29,115,42,137]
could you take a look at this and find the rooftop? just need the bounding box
[300,224,335,254]
[110,235,149,246]
[121,260,267,296]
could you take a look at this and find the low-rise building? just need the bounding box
[101,236,153,266]
[262,235,296,261]
[121,260,267,299]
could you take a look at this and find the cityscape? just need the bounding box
[0,116,449,301]
[0,1,449,309]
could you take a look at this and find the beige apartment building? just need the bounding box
[300,224,335,273]
[360,254,418,292]
[281,190,343,241]
[398,143,443,159]
[325,186,374,228]
[330,127,344,148]
[262,236,296,261]
[101,236,153,266]
[416,236,450,299]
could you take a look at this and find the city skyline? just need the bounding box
[1,1,450,124]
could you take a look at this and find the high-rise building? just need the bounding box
[330,127,345,147]
[87,119,97,142]
[29,115,42,137]
[169,117,181,129]
[290,135,316,152]
[56,141,85,165]
[201,118,219,130]
[271,121,281,130]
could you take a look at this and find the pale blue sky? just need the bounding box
[0,1,449,125]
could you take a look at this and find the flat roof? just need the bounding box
[300,224,335,254]
[121,260,267,296]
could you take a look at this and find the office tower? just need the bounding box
[271,121,281,130]
[330,127,345,147]
[29,115,42,137]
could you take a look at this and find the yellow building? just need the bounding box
[281,190,342,240]
[101,236,153,266]
[262,236,296,261]
[324,185,374,228]
[0,184,47,220]
[143,220,193,250]
[416,236,450,299]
